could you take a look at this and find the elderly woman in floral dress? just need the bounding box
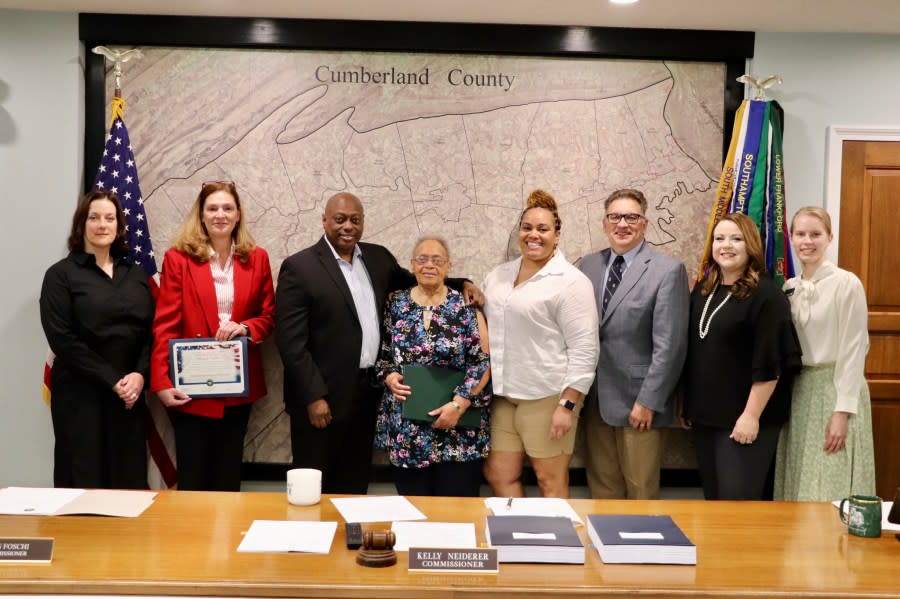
[376,236,490,497]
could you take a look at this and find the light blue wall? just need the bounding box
[0,10,81,486]
[750,32,900,256]
[2,13,899,486]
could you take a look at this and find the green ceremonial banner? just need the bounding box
[699,99,794,285]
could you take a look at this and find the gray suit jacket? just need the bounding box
[579,243,689,427]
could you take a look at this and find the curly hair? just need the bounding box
[519,188,561,232]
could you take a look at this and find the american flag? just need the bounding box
[93,111,157,279]
[90,99,176,489]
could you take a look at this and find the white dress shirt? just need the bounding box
[209,248,235,327]
[483,249,599,399]
[783,261,869,413]
[324,237,380,368]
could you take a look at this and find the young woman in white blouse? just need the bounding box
[482,189,599,498]
[774,206,876,501]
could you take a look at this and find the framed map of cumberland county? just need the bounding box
[82,16,751,466]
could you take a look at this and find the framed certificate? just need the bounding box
[168,338,249,397]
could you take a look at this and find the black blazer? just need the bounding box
[275,237,414,421]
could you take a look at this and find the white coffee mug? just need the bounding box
[286,468,322,506]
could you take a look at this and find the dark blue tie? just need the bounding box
[602,255,625,316]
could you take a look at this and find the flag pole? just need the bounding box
[91,46,144,121]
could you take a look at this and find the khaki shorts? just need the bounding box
[490,394,578,458]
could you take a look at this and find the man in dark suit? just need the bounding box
[276,192,475,493]
[579,188,689,499]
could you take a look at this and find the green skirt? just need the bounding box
[774,364,875,501]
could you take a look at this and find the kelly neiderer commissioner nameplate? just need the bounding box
[408,548,498,574]
[169,338,249,397]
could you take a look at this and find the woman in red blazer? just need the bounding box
[151,181,275,491]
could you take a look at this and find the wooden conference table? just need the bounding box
[0,491,898,598]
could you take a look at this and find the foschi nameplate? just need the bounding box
[408,547,498,573]
[0,538,54,563]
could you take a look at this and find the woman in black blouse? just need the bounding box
[40,190,155,489]
[679,213,801,500]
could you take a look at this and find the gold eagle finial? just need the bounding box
[92,46,144,92]
[737,74,782,101]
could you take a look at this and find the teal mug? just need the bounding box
[839,495,882,538]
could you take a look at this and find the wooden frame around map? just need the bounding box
[79,14,753,192]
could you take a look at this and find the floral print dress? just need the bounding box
[375,288,491,469]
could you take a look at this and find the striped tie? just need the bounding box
[602,255,625,316]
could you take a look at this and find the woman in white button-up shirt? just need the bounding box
[482,190,599,498]
[774,206,876,501]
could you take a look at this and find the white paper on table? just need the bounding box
[832,499,900,532]
[56,489,157,517]
[512,532,556,540]
[390,521,477,552]
[237,520,338,553]
[330,495,426,523]
[0,487,85,515]
[620,532,665,540]
[0,487,156,518]
[484,497,583,525]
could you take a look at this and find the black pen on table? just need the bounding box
[506,497,513,510]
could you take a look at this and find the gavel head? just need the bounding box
[362,530,396,551]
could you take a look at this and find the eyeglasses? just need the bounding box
[413,255,447,266]
[605,212,645,224]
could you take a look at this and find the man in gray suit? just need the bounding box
[579,188,689,499]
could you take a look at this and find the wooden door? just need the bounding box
[839,140,900,499]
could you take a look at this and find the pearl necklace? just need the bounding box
[698,285,732,340]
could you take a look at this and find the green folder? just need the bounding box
[401,364,482,428]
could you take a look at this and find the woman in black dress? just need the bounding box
[680,213,801,500]
[40,190,155,488]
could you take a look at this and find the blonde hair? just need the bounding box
[520,189,561,231]
[172,181,256,263]
[700,212,765,300]
[790,206,832,236]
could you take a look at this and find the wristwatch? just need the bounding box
[558,398,577,411]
